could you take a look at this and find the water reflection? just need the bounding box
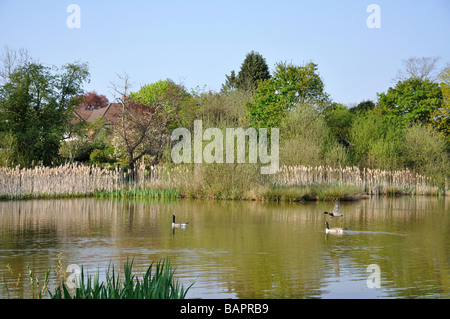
[0,196,448,298]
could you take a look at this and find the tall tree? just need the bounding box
[223,51,270,92]
[0,62,89,166]
[110,76,195,179]
[246,61,330,128]
[377,78,443,127]
[434,67,450,145]
[76,90,109,110]
[394,56,443,83]
[0,46,33,85]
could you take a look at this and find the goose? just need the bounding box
[172,215,188,229]
[325,222,346,234]
[324,200,344,217]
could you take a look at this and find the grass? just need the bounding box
[0,163,446,201]
[49,257,192,299]
[2,257,192,299]
[93,187,181,199]
[261,184,364,202]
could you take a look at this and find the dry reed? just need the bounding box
[0,163,444,200]
[273,165,441,195]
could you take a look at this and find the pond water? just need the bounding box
[0,196,448,299]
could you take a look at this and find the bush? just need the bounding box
[279,104,349,167]
[90,149,108,164]
[349,110,403,170]
[403,124,449,186]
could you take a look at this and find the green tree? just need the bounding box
[403,124,449,185]
[111,77,196,178]
[0,62,89,166]
[322,103,353,145]
[279,104,349,167]
[349,99,375,115]
[222,70,238,91]
[433,67,450,145]
[246,61,330,128]
[223,51,270,92]
[128,79,196,130]
[349,110,403,170]
[377,78,443,126]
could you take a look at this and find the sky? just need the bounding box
[0,0,449,105]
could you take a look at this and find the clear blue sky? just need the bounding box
[0,0,449,105]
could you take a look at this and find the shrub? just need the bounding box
[90,149,108,164]
[403,124,449,186]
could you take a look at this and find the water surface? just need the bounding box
[0,196,448,298]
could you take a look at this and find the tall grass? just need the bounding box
[0,162,445,200]
[273,165,441,195]
[2,258,191,299]
[49,258,192,299]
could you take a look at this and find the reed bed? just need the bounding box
[0,163,444,200]
[273,165,441,195]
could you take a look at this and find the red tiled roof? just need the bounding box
[72,103,124,125]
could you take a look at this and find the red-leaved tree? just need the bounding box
[77,91,109,110]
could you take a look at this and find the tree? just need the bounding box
[377,78,443,127]
[223,51,270,92]
[349,99,375,115]
[0,62,89,166]
[222,70,238,91]
[322,103,353,146]
[110,76,194,179]
[0,46,33,85]
[246,61,330,128]
[403,124,449,185]
[394,56,443,83]
[433,67,450,145]
[348,110,404,170]
[76,90,109,110]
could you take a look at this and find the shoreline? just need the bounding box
[0,185,445,202]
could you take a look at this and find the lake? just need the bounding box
[0,196,448,299]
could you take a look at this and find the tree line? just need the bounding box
[0,47,448,186]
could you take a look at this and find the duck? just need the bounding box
[324,199,344,217]
[325,222,346,234]
[172,215,189,229]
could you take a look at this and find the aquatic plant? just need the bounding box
[49,258,192,299]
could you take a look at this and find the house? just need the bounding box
[72,103,123,125]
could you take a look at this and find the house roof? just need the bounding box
[73,103,123,125]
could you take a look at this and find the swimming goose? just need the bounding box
[325,222,346,234]
[172,215,189,229]
[324,200,344,217]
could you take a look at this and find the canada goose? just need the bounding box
[325,222,346,234]
[172,215,188,229]
[324,200,344,217]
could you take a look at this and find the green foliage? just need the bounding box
[194,89,252,127]
[0,131,19,166]
[377,78,443,126]
[0,62,89,166]
[128,79,197,130]
[278,104,349,167]
[49,258,192,299]
[246,62,330,128]
[349,99,375,115]
[90,149,107,164]
[279,104,328,166]
[349,110,404,170]
[237,51,271,91]
[402,124,449,186]
[322,103,353,145]
[434,68,450,145]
